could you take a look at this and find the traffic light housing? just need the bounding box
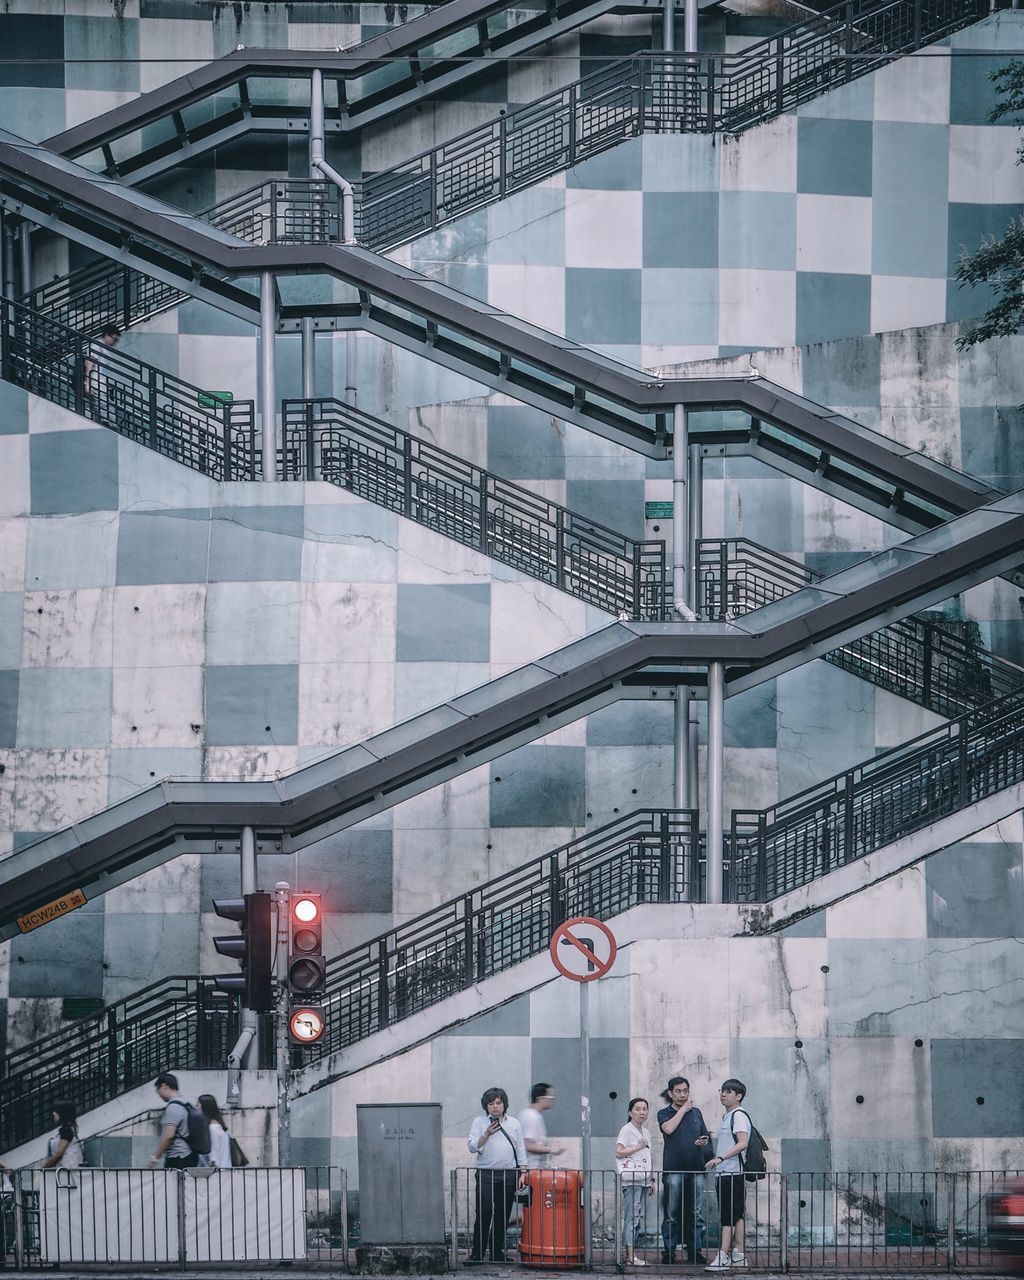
[213,891,273,1012]
[288,893,327,996]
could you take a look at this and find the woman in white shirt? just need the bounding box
[466,1086,528,1263]
[616,1097,655,1266]
[198,1095,232,1169]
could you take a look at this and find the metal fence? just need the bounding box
[1,1166,347,1269]
[0,298,256,481]
[447,1168,1023,1271]
[282,397,668,620]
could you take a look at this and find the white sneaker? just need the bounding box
[630,1258,648,1266]
[730,1253,747,1268]
[704,1253,732,1270]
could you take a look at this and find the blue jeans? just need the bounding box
[662,1172,705,1257]
[622,1183,649,1250]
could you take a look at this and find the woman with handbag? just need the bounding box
[616,1097,655,1266]
[466,1087,528,1263]
[197,1096,234,1168]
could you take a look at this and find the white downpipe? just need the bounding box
[673,403,699,622]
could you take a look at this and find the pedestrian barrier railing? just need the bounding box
[447,1167,1024,1271]
[0,1166,347,1269]
[280,397,669,620]
[23,0,985,338]
[698,537,1024,719]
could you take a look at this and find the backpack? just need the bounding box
[730,1109,768,1181]
[170,1101,211,1157]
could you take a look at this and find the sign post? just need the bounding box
[549,916,618,1269]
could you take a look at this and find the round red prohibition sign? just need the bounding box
[549,916,617,983]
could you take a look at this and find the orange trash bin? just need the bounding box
[518,1169,585,1268]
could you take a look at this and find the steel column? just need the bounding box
[687,444,703,611]
[684,0,698,53]
[674,687,690,814]
[260,271,278,479]
[672,404,696,620]
[239,827,259,1059]
[17,221,30,296]
[301,318,316,399]
[664,0,675,51]
[1,212,13,301]
[706,660,725,903]
[274,880,291,1165]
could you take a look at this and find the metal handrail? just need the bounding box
[0,297,257,480]
[281,397,669,621]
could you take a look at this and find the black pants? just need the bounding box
[165,1153,199,1170]
[471,1168,518,1261]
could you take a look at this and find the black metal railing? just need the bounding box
[306,809,698,1064]
[282,397,668,620]
[22,0,985,339]
[0,977,241,1153]
[0,298,257,480]
[730,685,1024,902]
[697,537,1024,719]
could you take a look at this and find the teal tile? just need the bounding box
[296,829,393,914]
[532,1037,628,1137]
[490,744,585,827]
[205,663,299,745]
[65,16,139,92]
[719,192,796,271]
[729,1039,829,1138]
[642,133,718,193]
[0,594,21,668]
[586,700,673,747]
[107,748,202,803]
[447,995,531,1038]
[411,210,488,265]
[641,269,718,346]
[0,670,18,748]
[566,269,642,345]
[871,123,949,278]
[209,505,303,582]
[177,300,257,337]
[932,1040,1024,1136]
[117,509,211,585]
[643,193,718,267]
[0,87,65,141]
[396,584,490,662]
[781,1138,831,1172]
[802,336,881,408]
[565,477,644,540]
[947,202,1021,277]
[566,137,642,190]
[17,668,111,747]
[0,14,63,87]
[797,119,872,197]
[796,272,871,345]
[487,187,565,266]
[724,681,776,749]
[960,404,1024,491]
[0,380,28,434]
[31,430,118,515]
[926,841,1024,938]
[950,52,1017,126]
[103,913,199,1001]
[9,912,104,997]
[777,912,826,938]
[488,405,565,479]
[206,581,300,665]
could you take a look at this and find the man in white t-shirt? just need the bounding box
[518,1083,565,1169]
[704,1078,751,1270]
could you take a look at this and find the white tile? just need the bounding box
[138,23,213,94]
[391,828,491,916]
[202,745,299,780]
[564,189,643,269]
[112,583,206,668]
[110,665,204,748]
[13,747,109,830]
[796,195,872,275]
[396,522,496,584]
[488,265,566,335]
[299,581,396,664]
[719,117,797,193]
[870,275,948,334]
[490,580,587,667]
[718,269,796,350]
[829,1038,932,1138]
[391,762,491,831]
[826,865,928,938]
[874,48,950,123]
[22,588,114,669]
[949,124,1024,204]
[0,520,28,592]
[297,659,395,747]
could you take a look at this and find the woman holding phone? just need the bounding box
[466,1087,528,1263]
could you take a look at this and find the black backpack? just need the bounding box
[730,1108,768,1181]
[178,1102,212,1157]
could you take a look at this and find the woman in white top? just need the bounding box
[198,1095,232,1169]
[40,1100,84,1172]
[466,1086,528,1263]
[615,1097,655,1266]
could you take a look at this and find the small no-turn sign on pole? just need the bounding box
[549,916,618,1268]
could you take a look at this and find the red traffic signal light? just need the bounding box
[288,891,326,995]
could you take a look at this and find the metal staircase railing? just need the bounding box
[21,0,985,340]
[5,672,1024,1148]
[281,397,669,620]
[697,537,1024,719]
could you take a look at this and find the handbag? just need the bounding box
[514,1183,532,1206]
[228,1136,249,1168]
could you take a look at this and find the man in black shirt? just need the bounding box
[658,1077,712,1264]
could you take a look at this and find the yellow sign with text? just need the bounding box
[17,888,88,934]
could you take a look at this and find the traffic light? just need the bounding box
[287,893,327,996]
[213,891,274,1012]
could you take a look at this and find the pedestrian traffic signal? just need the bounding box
[213,891,274,1012]
[287,892,327,995]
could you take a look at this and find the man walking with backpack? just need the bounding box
[148,1072,209,1169]
[704,1079,750,1270]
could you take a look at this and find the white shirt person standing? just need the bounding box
[467,1087,528,1264]
[518,1082,566,1169]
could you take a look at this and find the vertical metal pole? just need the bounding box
[309,69,325,173]
[687,444,703,612]
[18,221,30,296]
[673,404,696,827]
[260,272,278,480]
[683,0,697,53]
[674,689,690,813]
[664,0,675,51]
[449,1169,460,1271]
[301,320,315,400]
[706,661,724,903]
[239,827,259,1072]
[12,1170,25,1270]
[580,979,592,1268]
[274,880,291,1166]
[176,1170,187,1270]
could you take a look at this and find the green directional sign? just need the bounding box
[645,501,674,519]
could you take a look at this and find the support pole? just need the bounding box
[225,827,259,1104]
[580,978,592,1269]
[684,0,698,53]
[18,221,30,297]
[674,688,690,814]
[706,661,725,903]
[260,272,278,480]
[664,0,675,51]
[687,444,703,613]
[274,880,291,1166]
[672,405,697,622]
[1,212,14,301]
[301,319,316,400]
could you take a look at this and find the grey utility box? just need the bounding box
[356,1103,445,1245]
